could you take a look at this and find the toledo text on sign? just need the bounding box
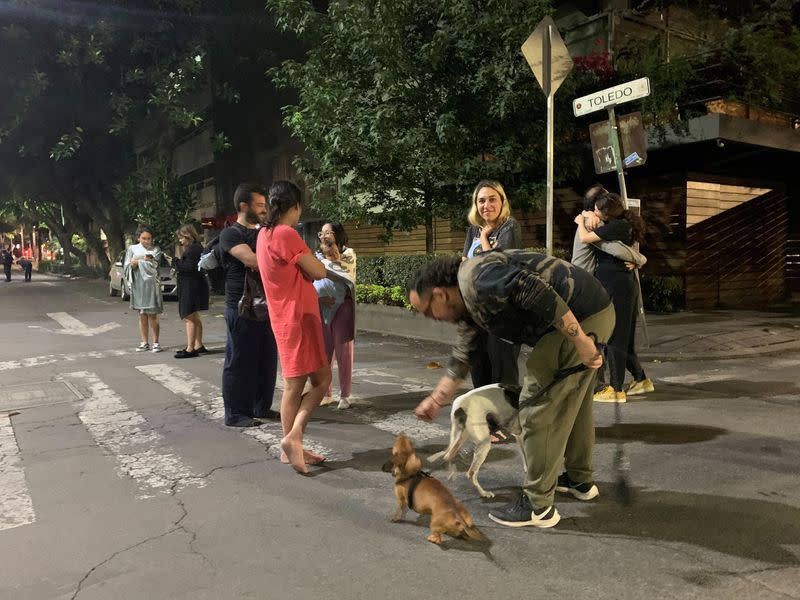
[573,77,650,117]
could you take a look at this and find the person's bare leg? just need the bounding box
[184,315,195,351]
[193,314,204,350]
[280,365,331,473]
[150,315,160,344]
[279,376,309,473]
[138,313,149,344]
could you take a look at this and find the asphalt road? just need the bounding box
[1,273,799,599]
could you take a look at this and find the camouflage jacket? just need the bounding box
[447,250,611,380]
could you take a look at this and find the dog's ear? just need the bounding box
[405,453,422,473]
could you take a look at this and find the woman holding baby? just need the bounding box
[315,222,357,410]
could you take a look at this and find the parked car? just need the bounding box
[108,252,177,300]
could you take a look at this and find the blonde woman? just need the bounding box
[462,180,522,440]
[172,224,209,358]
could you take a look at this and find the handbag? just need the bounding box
[238,270,269,321]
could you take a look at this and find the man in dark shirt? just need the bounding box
[218,183,279,427]
[410,251,615,529]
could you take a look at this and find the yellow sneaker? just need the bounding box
[593,385,627,403]
[627,378,655,396]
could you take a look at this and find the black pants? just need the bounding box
[24,267,31,282]
[469,332,520,388]
[222,307,279,426]
[3,265,10,281]
[601,271,646,392]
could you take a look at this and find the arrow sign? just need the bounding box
[521,16,573,97]
[46,312,120,337]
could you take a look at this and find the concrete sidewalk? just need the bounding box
[356,304,800,361]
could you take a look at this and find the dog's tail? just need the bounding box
[455,502,484,541]
[461,523,484,541]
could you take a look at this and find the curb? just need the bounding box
[355,303,800,361]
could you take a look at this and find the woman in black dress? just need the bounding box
[172,224,210,358]
[575,191,652,402]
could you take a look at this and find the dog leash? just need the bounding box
[516,333,603,411]
[515,332,634,505]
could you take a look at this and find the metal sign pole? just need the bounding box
[544,25,554,256]
[606,105,628,208]
[606,105,649,346]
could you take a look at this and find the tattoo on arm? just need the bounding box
[557,311,582,338]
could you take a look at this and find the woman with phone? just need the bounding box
[124,224,164,352]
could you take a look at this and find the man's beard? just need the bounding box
[245,207,262,225]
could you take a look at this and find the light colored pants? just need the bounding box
[323,298,354,399]
[518,303,616,507]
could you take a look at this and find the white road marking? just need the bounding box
[660,369,745,385]
[0,349,132,373]
[0,415,35,532]
[63,372,205,499]
[46,312,120,336]
[354,408,449,443]
[136,364,343,460]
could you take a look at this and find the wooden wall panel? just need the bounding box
[686,190,787,309]
[686,181,772,227]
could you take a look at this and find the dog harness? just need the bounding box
[398,471,431,512]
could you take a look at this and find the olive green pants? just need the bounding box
[518,303,616,508]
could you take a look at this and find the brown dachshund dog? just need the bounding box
[384,435,482,544]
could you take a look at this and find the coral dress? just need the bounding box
[257,224,326,378]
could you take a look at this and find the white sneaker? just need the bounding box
[151,343,162,353]
[135,342,149,352]
[336,397,351,410]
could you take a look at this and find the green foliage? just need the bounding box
[641,275,685,313]
[36,259,53,273]
[381,254,450,289]
[357,253,456,287]
[268,0,578,236]
[115,161,196,247]
[357,256,384,286]
[721,24,800,112]
[355,284,411,309]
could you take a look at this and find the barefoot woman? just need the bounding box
[257,181,332,473]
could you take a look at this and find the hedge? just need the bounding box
[640,274,685,313]
[358,247,570,288]
[355,284,411,309]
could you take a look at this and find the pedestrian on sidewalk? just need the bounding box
[124,225,164,353]
[462,180,522,442]
[575,191,654,402]
[257,180,331,474]
[172,224,209,358]
[17,257,33,282]
[316,222,356,410]
[411,252,614,529]
[1,246,12,282]
[219,183,279,428]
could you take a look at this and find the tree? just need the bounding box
[0,1,213,271]
[268,0,597,251]
[115,160,196,248]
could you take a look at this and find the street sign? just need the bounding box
[589,111,648,174]
[521,16,573,257]
[521,16,573,97]
[572,77,650,117]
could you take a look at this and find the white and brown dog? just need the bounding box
[428,383,525,498]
